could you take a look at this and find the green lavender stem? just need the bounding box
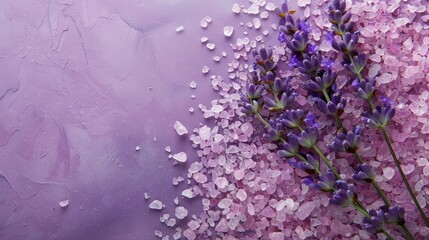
[381,126,429,227]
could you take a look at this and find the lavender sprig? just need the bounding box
[327,0,429,228]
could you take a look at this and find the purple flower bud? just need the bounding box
[344,53,366,75]
[303,112,319,128]
[353,163,374,182]
[279,109,305,129]
[263,119,283,142]
[298,127,318,148]
[240,98,263,115]
[352,78,375,100]
[318,170,336,192]
[245,84,265,100]
[362,104,395,128]
[362,208,386,235]
[286,32,309,53]
[380,205,405,225]
[303,69,337,93]
[298,20,311,34]
[329,126,362,153]
[279,133,300,158]
[330,180,357,207]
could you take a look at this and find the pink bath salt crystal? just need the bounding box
[423,165,429,176]
[214,177,228,188]
[295,95,308,106]
[377,73,393,84]
[331,219,353,237]
[384,55,398,66]
[402,164,415,175]
[297,0,311,7]
[199,125,211,141]
[268,232,284,240]
[236,189,247,201]
[403,65,420,78]
[295,201,315,220]
[174,121,188,135]
[261,206,276,218]
[188,162,203,174]
[394,17,410,27]
[383,167,395,180]
[193,173,208,183]
[218,198,232,209]
[215,219,229,233]
[183,229,196,240]
[233,169,245,180]
[422,122,429,134]
[368,64,381,79]
[240,122,254,137]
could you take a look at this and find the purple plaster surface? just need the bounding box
[0,0,246,239]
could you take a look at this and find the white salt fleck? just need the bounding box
[199,125,211,141]
[202,65,210,74]
[269,232,284,240]
[155,230,163,237]
[149,200,163,210]
[200,18,208,28]
[176,26,184,32]
[260,11,269,19]
[213,56,220,62]
[383,167,395,180]
[423,165,429,176]
[232,3,240,13]
[135,146,140,151]
[201,37,208,43]
[175,206,188,219]
[265,3,276,11]
[174,121,188,135]
[221,51,227,57]
[263,30,269,36]
[296,201,315,220]
[144,192,150,199]
[173,197,178,205]
[223,26,234,37]
[165,146,171,153]
[206,43,215,50]
[189,81,197,89]
[253,18,261,29]
[205,16,212,23]
[189,107,194,113]
[173,152,187,163]
[182,189,194,198]
[59,200,69,208]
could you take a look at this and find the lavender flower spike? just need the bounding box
[297,127,318,148]
[362,209,386,235]
[279,109,305,129]
[330,180,357,207]
[362,97,395,128]
[329,126,363,153]
[380,205,405,225]
[278,133,300,158]
[352,78,375,100]
[353,163,375,183]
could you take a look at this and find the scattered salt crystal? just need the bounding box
[296,201,315,220]
[166,218,176,227]
[269,232,284,240]
[417,158,428,167]
[260,11,269,19]
[253,18,261,29]
[232,3,240,13]
[223,26,234,37]
[182,189,193,198]
[263,30,269,36]
[233,169,245,180]
[202,65,210,74]
[144,192,150,199]
[176,26,184,32]
[149,200,163,210]
[383,167,395,180]
[265,3,276,11]
[423,165,429,176]
[165,146,171,153]
[297,0,311,7]
[331,219,353,237]
[200,18,208,28]
[173,152,187,163]
[59,200,69,208]
[155,230,163,237]
[213,56,220,62]
[211,105,224,113]
[173,197,178,204]
[174,121,188,135]
[188,162,203,173]
[200,37,208,43]
[394,17,410,27]
[189,107,194,113]
[175,206,188,219]
[218,198,232,209]
[236,189,247,201]
[402,164,415,175]
[189,81,197,89]
[247,2,259,14]
[206,43,215,50]
[135,146,140,151]
[214,177,228,188]
[221,51,227,57]
[377,73,393,84]
[205,16,212,23]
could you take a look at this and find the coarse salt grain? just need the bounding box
[174,121,188,135]
[223,26,234,37]
[176,26,184,32]
[173,152,187,163]
[149,200,163,210]
[232,3,240,13]
[175,206,188,219]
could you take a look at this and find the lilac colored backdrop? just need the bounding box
[0,0,259,239]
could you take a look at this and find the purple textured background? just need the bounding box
[0,0,255,239]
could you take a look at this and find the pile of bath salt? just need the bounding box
[168,1,429,239]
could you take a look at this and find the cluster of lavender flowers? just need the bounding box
[240,0,428,239]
